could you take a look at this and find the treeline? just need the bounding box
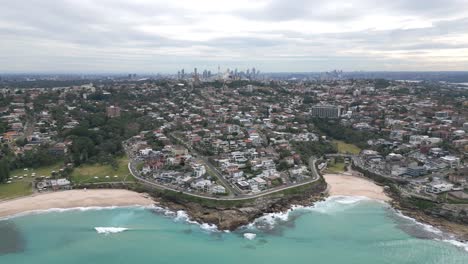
[66,117,129,165]
[65,110,159,166]
[10,145,57,169]
[0,159,9,183]
[374,79,390,89]
[311,119,378,149]
[0,144,59,182]
[0,120,7,134]
[292,140,337,163]
[0,79,94,89]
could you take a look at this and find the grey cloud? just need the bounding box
[236,0,366,22]
[236,0,468,22]
[1,0,468,72]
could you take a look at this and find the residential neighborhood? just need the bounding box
[0,75,467,204]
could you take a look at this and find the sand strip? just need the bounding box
[0,189,154,218]
[323,173,391,202]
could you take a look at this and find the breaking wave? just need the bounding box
[151,207,220,232]
[95,227,129,234]
[244,233,257,240]
[250,196,372,230]
[440,239,468,252]
[248,195,468,252]
[0,205,153,221]
[243,233,256,240]
[393,210,443,235]
[394,210,468,252]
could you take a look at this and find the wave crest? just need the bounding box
[95,227,129,234]
[251,196,372,230]
[440,239,468,252]
[1,205,154,221]
[243,233,256,240]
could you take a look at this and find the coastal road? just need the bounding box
[197,156,239,197]
[128,158,322,201]
[168,134,240,196]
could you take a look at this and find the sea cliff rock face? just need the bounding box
[390,193,468,240]
[150,180,327,231]
[435,204,468,224]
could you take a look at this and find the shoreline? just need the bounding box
[0,180,466,245]
[390,197,468,242]
[322,173,391,202]
[0,189,154,219]
[323,172,468,243]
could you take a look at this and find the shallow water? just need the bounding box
[0,196,467,264]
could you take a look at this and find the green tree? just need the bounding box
[0,159,10,183]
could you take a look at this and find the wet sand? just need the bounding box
[0,189,154,218]
[323,173,391,202]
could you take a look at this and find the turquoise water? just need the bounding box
[1,196,467,264]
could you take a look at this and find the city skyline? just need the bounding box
[2,0,468,73]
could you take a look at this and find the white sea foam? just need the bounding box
[199,223,219,232]
[250,196,372,230]
[440,239,468,252]
[394,210,443,235]
[0,205,152,221]
[150,205,176,217]
[250,196,467,253]
[250,207,295,230]
[304,195,372,214]
[393,209,468,252]
[243,233,256,240]
[174,210,197,224]
[172,210,219,232]
[333,195,370,204]
[95,227,129,234]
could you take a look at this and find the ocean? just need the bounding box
[1,196,467,264]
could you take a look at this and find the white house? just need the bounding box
[426,183,453,194]
[441,156,461,169]
[192,164,206,178]
[210,185,226,194]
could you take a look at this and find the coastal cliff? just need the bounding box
[352,164,468,241]
[140,178,327,231]
[390,194,468,240]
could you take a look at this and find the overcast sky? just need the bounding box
[1,0,468,73]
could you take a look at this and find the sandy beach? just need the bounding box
[0,189,154,218]
[323,173,391,202]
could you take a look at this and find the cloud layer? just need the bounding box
[1,0,468,73]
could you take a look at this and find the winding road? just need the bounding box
[127,157,321,201]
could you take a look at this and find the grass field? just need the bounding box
[325,161,346,174]
[0,181,33,200]
[334,140,361,155]
[10,163,65,179]
[70,157,135,184]
[0,162,65,200]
